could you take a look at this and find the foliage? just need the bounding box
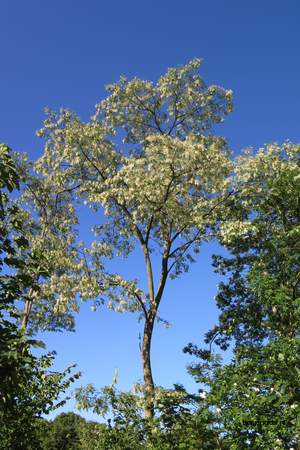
[185,143,300,448]
[76,383,224,449]
[40,412,86,450]
[57,141,300,447]
[0,351,79,450]
[212,143,300,347]
[34,59,233,417]
[34,58,233,316]
[3,63,298,448]
[0,145,80,450]
[15,154,87,332]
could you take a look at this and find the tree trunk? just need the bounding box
[21,285,37,329]
[21,295,33,329]
[142,314,155,419]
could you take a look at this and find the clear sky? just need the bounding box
[1,0,300,420]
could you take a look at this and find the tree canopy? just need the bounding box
[1,59,299,449]
[33,59,233,418]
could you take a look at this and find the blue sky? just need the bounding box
[1,0,300,420]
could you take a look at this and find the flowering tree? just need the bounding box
[0,145,80,449]
[35,59,233,418]
[17,161,89,332]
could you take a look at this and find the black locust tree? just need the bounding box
[35,59,233,418]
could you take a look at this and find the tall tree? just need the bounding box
[35,59,233,418]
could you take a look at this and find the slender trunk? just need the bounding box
[21,269,41,329]
[22,300,32,329]
[21,288,35,329]
[140,242,170,419]
[141,243,156,419]
[142,313,155,419]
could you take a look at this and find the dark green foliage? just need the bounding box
[75,383,225,449]
[185,145,300,448]
[0,145,80,450]
[41,412,86,450]
[210,146,300,348]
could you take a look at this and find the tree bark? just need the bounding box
[140,242,170,420]
[142,313,155,419]
[21,291,34,329]
[21,285,38,329]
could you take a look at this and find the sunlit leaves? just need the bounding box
[34,60,233,320]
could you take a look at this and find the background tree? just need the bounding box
[185,143,300,448]
[0,144,80,450]
[40,412,86,450]
[35,59,233,418]
[75,381,225,449]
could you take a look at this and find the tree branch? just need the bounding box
[134,292,149,320]
[155,240,171,308]
[80,148,107,181]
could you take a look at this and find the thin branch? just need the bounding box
[208,330,221,353]
[131,93,165,134]
[116,201,145,245]
[134,292,149,320]
[80,148,106,181]
[145,215,154,247]
[55,183,82,209]
[202,189,236,220]
[155,240,171,307]
[167,92,180,136]
[169,230,201,260]
[170,225,188,244]
[168,190,237,273]
[26,184,49,223]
